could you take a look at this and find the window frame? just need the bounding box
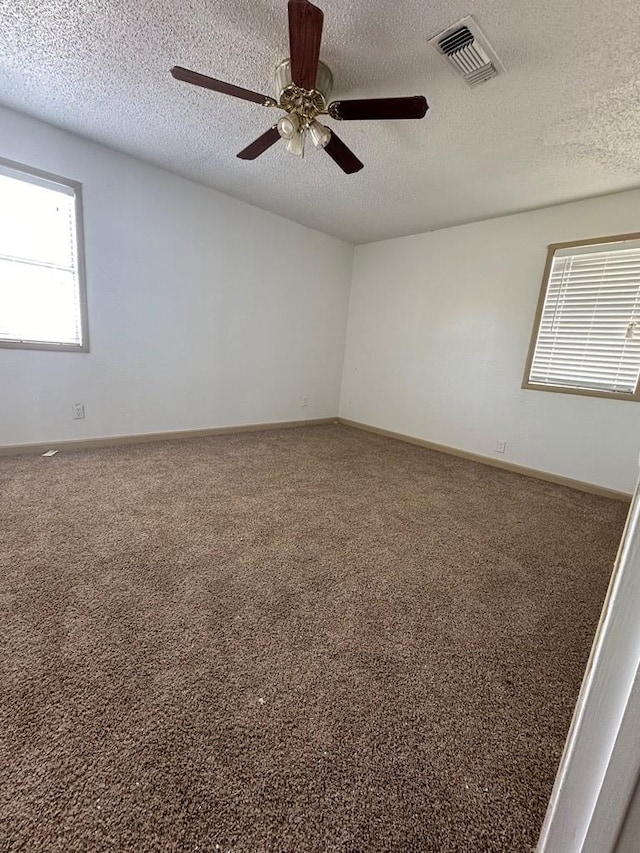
[0,157,90,353]
[522,232,640,402]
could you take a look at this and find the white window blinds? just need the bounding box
[527,239,640,396]
[0,161,86,349]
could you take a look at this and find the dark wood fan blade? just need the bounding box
[171,66,274,106]
[237,127,281,160]
[288,0,324,91]
[329,96,428,121]
[324,131,364,174]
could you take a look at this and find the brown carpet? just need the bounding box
[0,424,627,852]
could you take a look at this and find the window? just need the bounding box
[523,234,640,401]
[0,159,88,351]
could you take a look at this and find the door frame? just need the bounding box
[537,474,640,852]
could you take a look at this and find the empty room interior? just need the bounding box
[3,0,640,851]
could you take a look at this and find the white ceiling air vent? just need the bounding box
[429,16,504,88]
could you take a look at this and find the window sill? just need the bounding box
[0,340,89,353]
[522,381,639,402]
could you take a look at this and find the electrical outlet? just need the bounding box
[495,439,506,454]
[72,403,85,420]
[301,396,309,408]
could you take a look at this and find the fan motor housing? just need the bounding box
[275,58,333,112]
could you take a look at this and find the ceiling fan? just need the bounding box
[170,0,428,174]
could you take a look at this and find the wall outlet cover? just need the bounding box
[495,440,507,453]
[72,403,85,420]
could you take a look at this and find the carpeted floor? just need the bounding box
[0,424,628,852]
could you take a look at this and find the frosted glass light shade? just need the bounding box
[286,130,305,157]
[277,113,300,140]
[308,120,331,149]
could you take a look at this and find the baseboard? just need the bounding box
[338,418,632,503]
[4,416,630,502]
[0,417,337,457]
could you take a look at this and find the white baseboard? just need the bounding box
[339,417,631,502]
[0,417,337,457]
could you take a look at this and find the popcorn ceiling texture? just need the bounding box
[1,0,640,243]
[0,424,627,851]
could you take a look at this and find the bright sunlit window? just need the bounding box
[0,159,88,351]
[523,235,640,400]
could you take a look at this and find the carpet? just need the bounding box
[0,424,627,852]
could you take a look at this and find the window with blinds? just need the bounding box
[524,236,640,399]
[0,159,88,351]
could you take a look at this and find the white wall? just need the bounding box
[3,106,640,494]
[0,106,353,446]
[340,191,640,494]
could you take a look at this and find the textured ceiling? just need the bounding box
[1,0,640,244]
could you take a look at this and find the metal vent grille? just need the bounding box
[439,26,474,55]
[430,17,504,88]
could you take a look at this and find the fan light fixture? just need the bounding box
[277,113,300,140]
[170,0,430,175]
[286,129,306,157]
[308,120,331,149]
